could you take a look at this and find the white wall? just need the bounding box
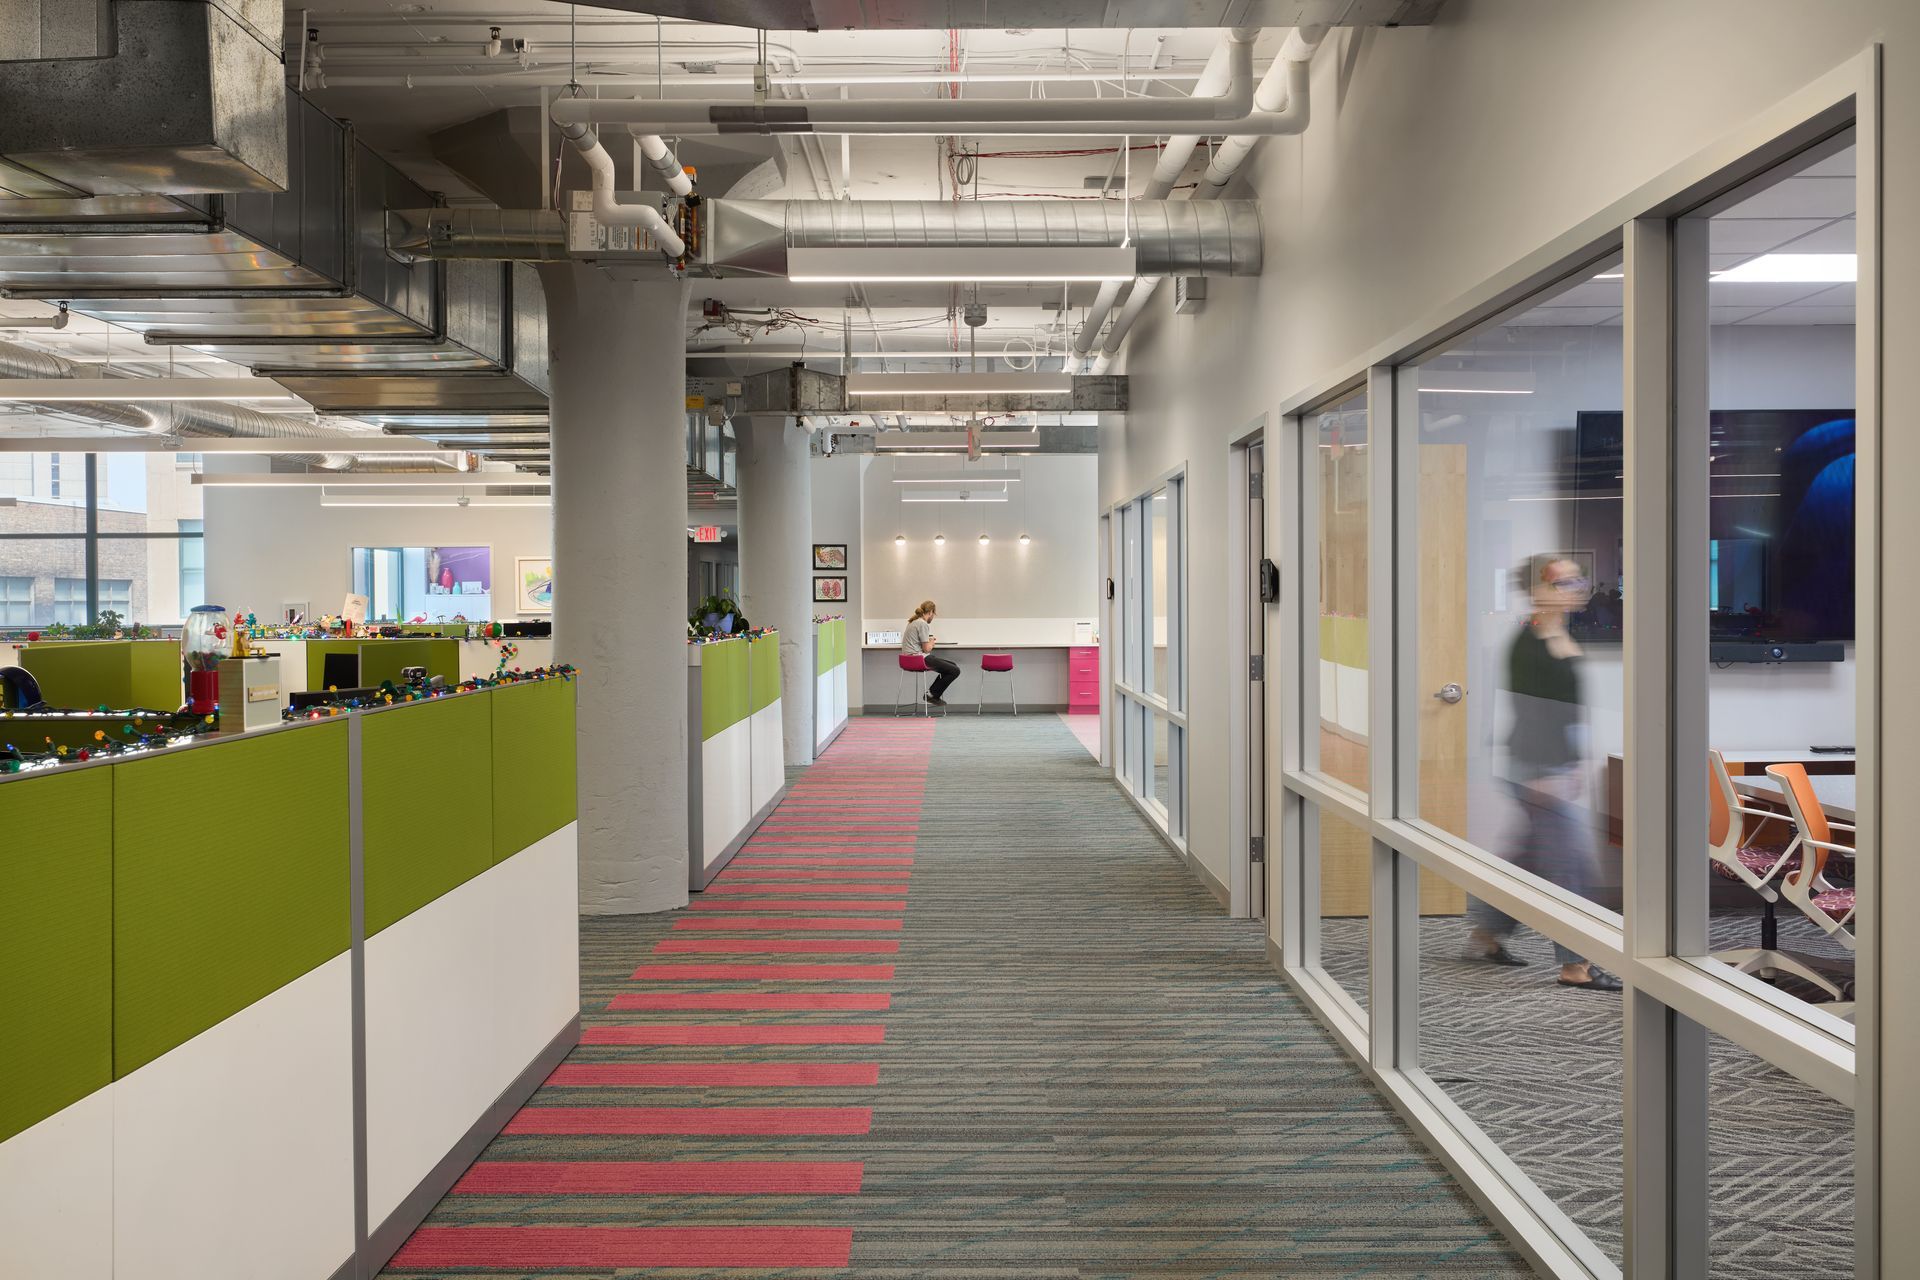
[809,452,866,707]
[860,453,1097,631]
[1100,0,1916,899]
[203,466,552,629]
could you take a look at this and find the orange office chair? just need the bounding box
[1707,750,1837,995]
[1768,765,1858,1005]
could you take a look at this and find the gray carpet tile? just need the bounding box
[384,714,1533,1278]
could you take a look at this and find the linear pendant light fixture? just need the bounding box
[848,373,1071,397]
[788,246,1135,284]
[0,377,304,403]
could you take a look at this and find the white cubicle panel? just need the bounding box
[689,634,785,890]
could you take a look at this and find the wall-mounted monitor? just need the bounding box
[1569,410,1854,650]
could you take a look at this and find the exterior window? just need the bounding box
[0,576,30,627]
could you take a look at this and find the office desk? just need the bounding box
[861,642,1091,713]
[1605,747,1855,841]
[1734,773,1858,825]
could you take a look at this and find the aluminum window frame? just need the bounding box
[1110,465,1189,846]
[1265,49,1879,1280]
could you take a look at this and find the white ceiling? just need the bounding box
[1509,143,1857,329]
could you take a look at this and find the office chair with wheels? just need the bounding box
[1769,765,1859,1005]
[1706,750,1839,997]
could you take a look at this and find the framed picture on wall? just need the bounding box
[515,557,554,613]
[813,576,847,602]
[812,544,848,570]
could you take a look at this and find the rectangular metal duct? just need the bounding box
[572,0,1446,29]
[0,91,550,423]
[0,0,287,196]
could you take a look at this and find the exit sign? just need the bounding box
[692,525,722,543]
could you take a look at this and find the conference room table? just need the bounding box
[1733,773,1858,825]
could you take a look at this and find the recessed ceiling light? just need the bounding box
[1712,252,1857,283]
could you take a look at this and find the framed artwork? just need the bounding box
[812,544,848,570]
[426,545,491,595]
[516,557,554,613]
[813,576,848,603]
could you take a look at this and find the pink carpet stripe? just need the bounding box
[608,991,891,1010]
[388,1226,853,1269]
[547,1061,879,1087]
[653,938,900,955]
[629,962,895,980]
[710,886,910,898]
[733,857,915,867]
[504,1106,873,1135]
[744,846,918,856]
[718,869,912,880]
[687,897,907,912]
[453,1160,865,1196]
[581,1024,886,1045]
[671,915,903,931]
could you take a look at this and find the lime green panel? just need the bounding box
[112,724,351,1077]
[1319,615,1369,668]
[358,640,431,688]
[815,622,832,676]
[699,640,748,740]
[127,642,184,709]
[748,632,781,714]
[363,694,494,936]
[491,678,577,862]
[833,619,846,667]
[306,640,364,691]
[0,769,113,1143]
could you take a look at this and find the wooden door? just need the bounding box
[1316,443,1469,916]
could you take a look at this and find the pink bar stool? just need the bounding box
[895,653,943,716]
[979,652,1017,715]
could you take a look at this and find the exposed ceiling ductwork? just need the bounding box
[559,0,1445,32]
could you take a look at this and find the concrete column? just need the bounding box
[736,415,815,766]
[540,264,690,913]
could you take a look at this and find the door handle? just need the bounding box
[1434,683,1465,704]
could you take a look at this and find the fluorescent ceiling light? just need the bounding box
[196,472,543,488]
[902,493,1010,503]
[1417,371,1535,396]
[318,495,550,508]
[0,377,303,403]
[0,434,457,455]
[893,467,1022,484]
[848,373,1071,397]
[789,246,1135,284]
[1712,252,1856,283]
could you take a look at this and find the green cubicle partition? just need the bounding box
[0,675,580,1279]
[112,724,351,1076]
[699,637,749,741]
[20,640,181,710]
[305,638,459,692]
[749,629,781,716]
[361,693,492,938]
[0,768,113,1144]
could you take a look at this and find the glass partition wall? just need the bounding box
[1113,474,1186,842]
[1272,101,1872,1279]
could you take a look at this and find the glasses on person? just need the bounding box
[1549,574,1591,592]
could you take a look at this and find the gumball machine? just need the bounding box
[183,604,232,714]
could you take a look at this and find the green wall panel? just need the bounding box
[112,724,351,1077]
[699,640,748,741]
[816,622,832,676]
[491,677,577,862]
[20,640,180,711]
[306,638,460,692]
[0,769,114,1143]
[833,619,846,666]
[1319,615,1369,668]
[362,693,494,936]
[748,632,781,714]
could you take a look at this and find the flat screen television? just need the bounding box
[1568,410,1854,647]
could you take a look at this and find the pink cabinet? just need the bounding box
[1067,645,1101,714]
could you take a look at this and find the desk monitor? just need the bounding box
[321,651,360,691]
[290,687,377,711]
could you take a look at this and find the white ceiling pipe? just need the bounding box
[632,129,693,196]
[549,33,1256,136]
[1093,27,1326,370]
[1200,25,1325,189]
[559,124,687,258]
[1068,32,1237,368]
[315,69,1212,90]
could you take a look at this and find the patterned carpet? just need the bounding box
[379,713,1531,1278]
[1319,914,1854,1275]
